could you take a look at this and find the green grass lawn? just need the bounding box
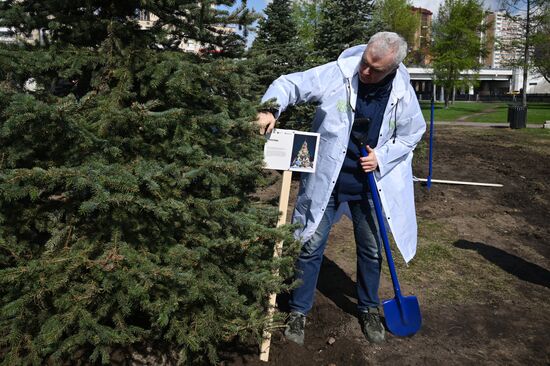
[420,101,550,124]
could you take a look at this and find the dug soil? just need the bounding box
[227,126,550,366]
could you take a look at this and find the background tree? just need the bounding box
[499,0,550,106]
[291,0,325,65]
[432,0,487,108]
[315,0,375,61]
[249,0,314,131]
[371,0,420,52]
[532,6,550,82]
[0,0,298,364]
[249,0,305,89]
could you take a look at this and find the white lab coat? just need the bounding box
[261,44,426,262]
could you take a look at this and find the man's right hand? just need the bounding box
[256,112,276,135]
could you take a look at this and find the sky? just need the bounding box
[240,0,504,46]
[245,0,503,16]
[410,0,501,15]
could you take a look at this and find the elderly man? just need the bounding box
[257,32,426,345]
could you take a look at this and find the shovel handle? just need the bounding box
[360,146,403,298]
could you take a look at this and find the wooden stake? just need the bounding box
[259,170,292,362]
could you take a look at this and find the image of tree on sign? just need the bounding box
[432,0,488,108]
[290,134,318,172]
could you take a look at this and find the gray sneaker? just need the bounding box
[284,312,306,345]
[359,307,385,343]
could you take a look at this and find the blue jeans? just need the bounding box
[289,194,382,314]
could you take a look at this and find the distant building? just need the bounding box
[0,8,229,55]
[135,9,233,54]
[409,6,432,66]
[0,27,15,43]
[0,26,41,44]
[482,11,523,69]
[480,11,550,94]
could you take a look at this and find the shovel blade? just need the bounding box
[383,295,422,337]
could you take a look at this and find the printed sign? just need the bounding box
[264,129,320,173]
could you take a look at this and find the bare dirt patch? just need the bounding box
[227,126,550,366]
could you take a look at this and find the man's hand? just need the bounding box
[359,145,378,172]
[256,111,276,135]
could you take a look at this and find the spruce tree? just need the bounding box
[249,0,314,131]
[291,0,326,67]
[0,1,297,364]
[249,0,305,89]
[315,0,375,61]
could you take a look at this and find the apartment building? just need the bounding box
[136,9,232,54]
[482,11,523,69]
[410,7,432,52]
[0,26,14,43]
[409,6,432,66]
[0,8,228,54]
[0,26,41,44]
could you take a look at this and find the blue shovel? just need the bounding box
[353,118,422,337]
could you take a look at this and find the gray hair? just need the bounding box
[367,32,408,69]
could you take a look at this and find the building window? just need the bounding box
[139,10,150,21]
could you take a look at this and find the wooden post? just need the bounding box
[259,170,292,362]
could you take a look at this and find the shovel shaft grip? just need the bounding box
[360,146,403,297]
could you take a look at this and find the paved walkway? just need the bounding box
[434,121,543,128]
